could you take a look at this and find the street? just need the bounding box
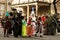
[0,28,60,40]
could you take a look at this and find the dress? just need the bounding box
[27,18,33,36]
[31,16,36,35]
[22,19,27,36]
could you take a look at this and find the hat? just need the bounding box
[5,11,9,17]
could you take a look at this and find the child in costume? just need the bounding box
[22,16,27,37]
[27,17,33,37]
[31,14,36,36]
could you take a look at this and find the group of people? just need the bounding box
[1,10,48,38]
[1,11,22,37]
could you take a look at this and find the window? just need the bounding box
[12,0,19,4]
[0,0,5,2]
[29,0,33,2]
[20,0,28,3]
[19,0,23,3]
[34,0,37,1]
[39,0,53,3]
[39,0,44,1]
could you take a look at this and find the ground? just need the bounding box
[0,27,60,40]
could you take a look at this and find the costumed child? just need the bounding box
[31,14,36,36]
[22,16,27,37]
[40,15,46,37]
[27,17,33,37]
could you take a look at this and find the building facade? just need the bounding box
[0,0,7,18]
[12,0,54,17]
[0,0,12,18]
[0,0,60,18]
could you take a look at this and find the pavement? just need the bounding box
[0,28,60,40]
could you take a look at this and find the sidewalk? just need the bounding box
[0,24,60,40]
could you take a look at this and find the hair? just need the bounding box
[38,17,41,21]
[9,12,13,16]
[22,16,24,19]
[5,16,9,20]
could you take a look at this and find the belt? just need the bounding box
[32,21,35,22]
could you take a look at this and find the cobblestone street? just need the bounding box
[0,28,60,40]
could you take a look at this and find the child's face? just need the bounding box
[24,16,26,20]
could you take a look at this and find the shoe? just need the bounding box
[28,35,31,37]
[35,34,37,37]
[4,35,6,37]
[40,35,43,37]
[7,35,9,37]
[14,36,18,38]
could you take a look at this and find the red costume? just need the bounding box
[27,17,33,37]
[41,16,46,22]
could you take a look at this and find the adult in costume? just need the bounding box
[40,15,46,37]
[13,14,20,38]
[3,11,11,37]
[17,11,22,36]
[8,12,14,35]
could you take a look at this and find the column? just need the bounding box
[50,4,55,15]
[36,4,38,16]
[27,5,29,20]
[4,0,7,17]
[7,0,11,12]
[22,7,26,16]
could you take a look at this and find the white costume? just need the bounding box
[31,15,36,35]
[40,21,44,36]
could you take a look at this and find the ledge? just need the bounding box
[12,1,51,6]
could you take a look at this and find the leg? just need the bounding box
[35,25,39,37]
[4,28,6,37]
[7,28,9,37]
[40,26,44,37]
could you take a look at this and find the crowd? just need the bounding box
[0,9,57,38]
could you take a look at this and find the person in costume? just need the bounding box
[31,14,36,36]
[1,17,7,37]
[3,16,11,37]
[22,16,27,37]
[3,11,11,37]
[13,14,20,38]
[27,17,33,37]
[8,12,14,35]
[40,15,46,37]
[17,11,22,36]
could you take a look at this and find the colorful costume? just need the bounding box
[31,16,36,35]
[40,16,46,36]
[27,17,33,36]
[22,19,27,37]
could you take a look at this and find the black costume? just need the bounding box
[13,16,19,37]
[13,12,22,37]
[17,13,22,36]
